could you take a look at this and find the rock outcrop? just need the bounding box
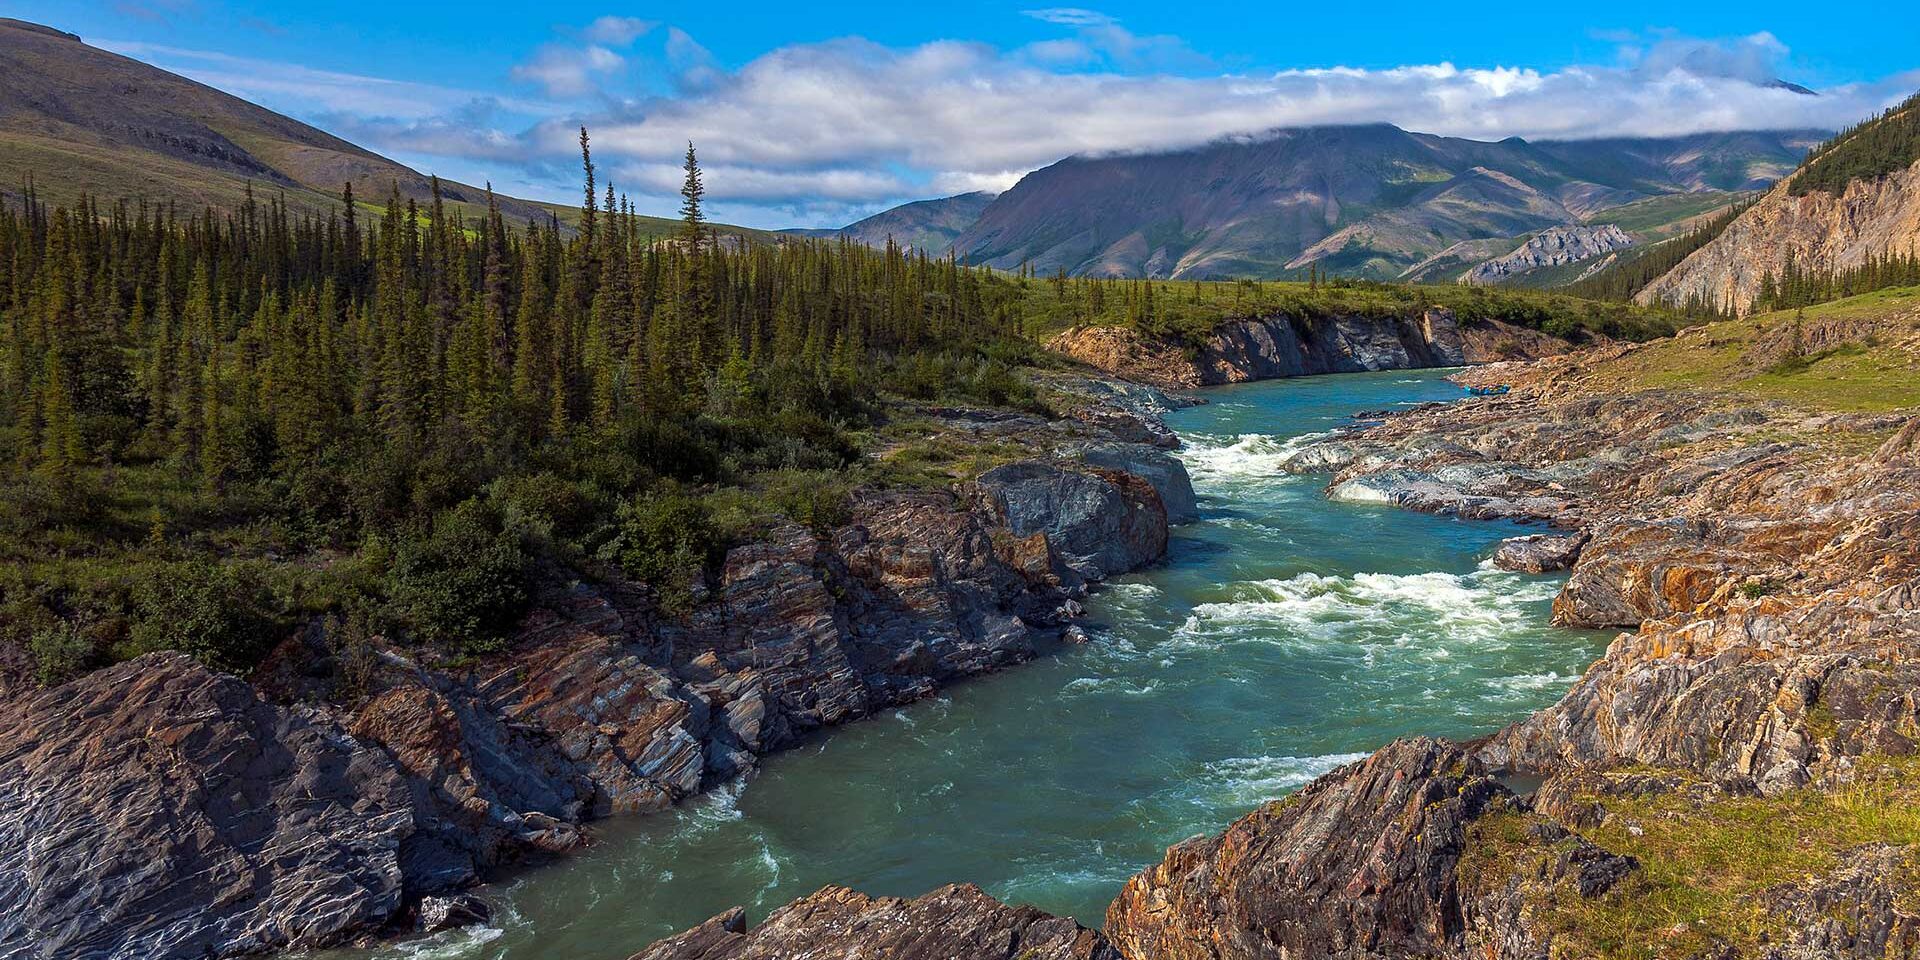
[0,387,1186,956]
[1046,309,1572,390]
[1467,224,1634,285]
[1146,343,1920,958]
[1490,532,1585,573]
[0,654,417,959]
[1639,156,1920,315]
[630,884,1120,960]
[1105,738,1637,960]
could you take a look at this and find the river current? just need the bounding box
[349,369,1606,960]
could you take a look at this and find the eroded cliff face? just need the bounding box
[1638,159,1920,314]
[1102,347,1920,960]
[1046,308,1571,390]
[0,394,1191,959]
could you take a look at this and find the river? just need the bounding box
[347,368,1607,960]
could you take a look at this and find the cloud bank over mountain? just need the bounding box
[104,14,1920,227]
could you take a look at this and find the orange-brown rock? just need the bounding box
[631,883,1119,960]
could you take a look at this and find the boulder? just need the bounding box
[417,895,492,933]
[630,884,1120,960]
[1490,533,1586,573]
[1072,441,1200,524]
[973,461,1169,580]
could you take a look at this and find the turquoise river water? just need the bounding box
[345,369,1607,960]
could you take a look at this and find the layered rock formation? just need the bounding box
[630,884,1120,960]
[1103,344,1920,959]
[1466,224,1635,285]
[0,654,417,958]
[1638,158,1920,314]
[1046,308,1571,390]
[0,394,1191,958]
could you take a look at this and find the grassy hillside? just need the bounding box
[1577,286,1920,412]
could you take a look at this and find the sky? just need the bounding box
[14,0,1920,228]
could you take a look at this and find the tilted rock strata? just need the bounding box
[0,397,1186,956]
[1638,158,1920,314]
[629,884,1120,960]
[1133,352,1920,958]
[1467,224,1635,285]
[1045,308,1571,390]
[0,654,416,959]
[1104,738,1636,960]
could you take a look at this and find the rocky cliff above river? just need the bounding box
[0,390,1193,959]
[1045,308,1572,390]
[1103,342,1920,959]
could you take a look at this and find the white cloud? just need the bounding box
[99,24,1920,228]
[511,43,626,98]
[584,16,655,45]
[1022,8,1117,27]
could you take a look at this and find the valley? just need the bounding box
[4,11,1920,960]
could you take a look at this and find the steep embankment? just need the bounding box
[1638,159,1920,313]
[1106,298,1920,959]
[1046,308,1572,389]
[1639,94,1920,314]
[0,384,1193,958]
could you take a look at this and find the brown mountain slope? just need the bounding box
[0,18,773,242]
[1638,97,1920,314]
[951,124,1817,281]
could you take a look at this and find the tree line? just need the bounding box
[1791,91,1920,198]
[0,133,1057,684]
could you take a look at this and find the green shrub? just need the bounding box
[385,499,529,653]
[125,560,280,673]
[29,621,94,686]
[611,486,725,617]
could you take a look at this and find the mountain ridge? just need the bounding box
[0,18,773,243]
[944,123,1819,280]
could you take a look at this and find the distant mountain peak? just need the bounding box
[1768,79,1819,97]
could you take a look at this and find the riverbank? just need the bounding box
[0,374,1202,959]
[634,290,1920,960]
[317,369,1600,959]
[1107,296,1920,958]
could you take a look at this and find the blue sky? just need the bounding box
[15,1,1920,227]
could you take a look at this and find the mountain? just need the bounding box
[0,18,772,242]
[948,124,1819,280]
[787,192,996,253]
[1639,92,1920,313]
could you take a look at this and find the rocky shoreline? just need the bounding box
[0,378,1198,959]
[1045,307,1573,390]
[1102,350,1920,958]
[640,342,1920,959]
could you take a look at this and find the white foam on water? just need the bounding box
[1198,752,1370,809]
[1063,675,1161,698]
[1178,431,1331,484]
[1175,568,1559,649]
[1486,671,1577,696]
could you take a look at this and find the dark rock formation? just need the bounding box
[1072,442,1199,524]
[629,884,1120,960]
[416,895,492,934]
[1106,738,1513,960]
[1491,533,1586,573]
[0,654,416,959]
[972,461,1169,580]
